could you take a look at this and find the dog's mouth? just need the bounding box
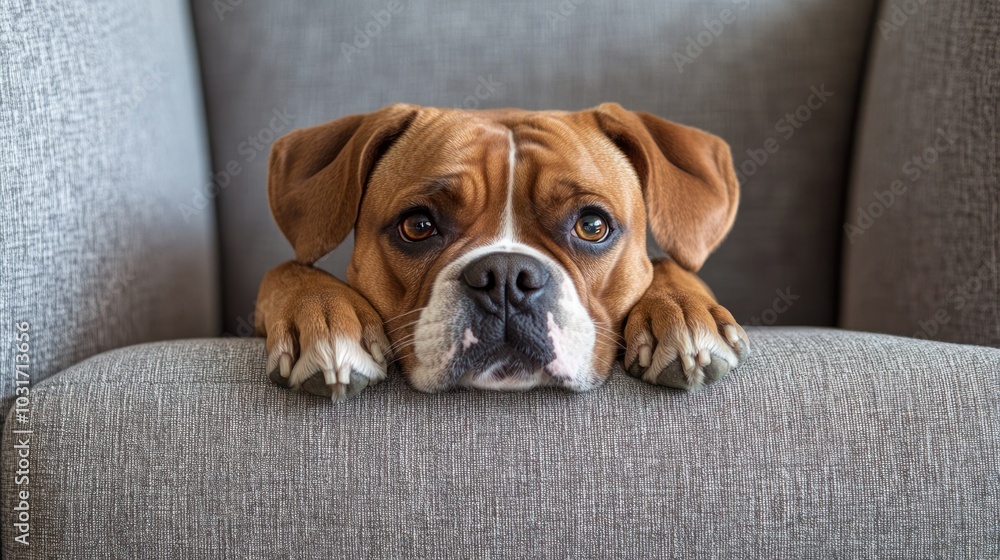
[456,345,543,379]
[452,345,555,390]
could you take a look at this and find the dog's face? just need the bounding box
[267,103,737,392]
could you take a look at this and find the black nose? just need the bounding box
[461,253,551,313]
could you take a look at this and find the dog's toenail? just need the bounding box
[638,344,652,368]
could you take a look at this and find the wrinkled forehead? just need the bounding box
[363,110,643,220]
[363,115,509,216]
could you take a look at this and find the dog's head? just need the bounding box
[268,103,737,392]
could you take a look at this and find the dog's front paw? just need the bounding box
[262,286,390,402]
[623,290,749,390]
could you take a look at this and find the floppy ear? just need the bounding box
[268,103,419,264]
[592,103,739,272]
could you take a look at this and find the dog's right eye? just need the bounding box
[573,212,610,243]
[399,212,438,242]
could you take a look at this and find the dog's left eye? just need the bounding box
[399,212,438,242]
[573,212,610,243]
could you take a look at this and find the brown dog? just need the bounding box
[255,103,748,400]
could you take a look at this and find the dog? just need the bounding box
[255,103,749,401]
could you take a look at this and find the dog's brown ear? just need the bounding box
[268,103,419,264]
[592,103,739,272]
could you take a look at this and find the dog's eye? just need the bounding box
[573,212,609,242]
[399,212,438,242]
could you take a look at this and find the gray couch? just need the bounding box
[1,0,997,557]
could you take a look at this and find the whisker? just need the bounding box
[387,320,421,335]
[389,336,417,353]
[389,352,415,368]
[592,325,624,337]
[384,307,427,324]
[592,331,627,350]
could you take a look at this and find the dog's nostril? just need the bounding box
[516,270,543,291]
[463,268,495,291]
[462,253,551,310]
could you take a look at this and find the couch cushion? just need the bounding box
[190,0,877,332]
[841,0,1000,346]
[3,329,997,557]
[0,0,220,419]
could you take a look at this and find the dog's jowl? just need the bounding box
[256,103,749,400]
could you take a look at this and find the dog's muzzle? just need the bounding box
[410,241,597,393]
[459,252,556,376]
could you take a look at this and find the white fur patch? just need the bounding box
[461,328,479,349]
[410,241,598,393]
[460,367,557,391]
[544,309,597,391]
[641,325,740,390]
[288,335,387,401]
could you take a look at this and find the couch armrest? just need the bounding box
[4,328,997,556]
[0,0,220,418]
[841,0,999,346]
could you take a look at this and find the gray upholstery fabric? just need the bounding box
[190,0,877,332]
[4,329,997,558]
[841,0,1000,346]
[0,0,221,418]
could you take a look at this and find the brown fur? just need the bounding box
[257,103,747,390]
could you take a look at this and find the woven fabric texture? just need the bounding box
[841,0,1000,346]
[3,329,997,558]
[0,0,221,419]
[189,0,876,332]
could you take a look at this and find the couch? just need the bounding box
[1,0,997,557]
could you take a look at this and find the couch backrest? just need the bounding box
[841,0,1000,347]
[0,0,220,417]
[191,0,878,334]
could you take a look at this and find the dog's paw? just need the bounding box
[623,291,749,390]
[263,292,389,402]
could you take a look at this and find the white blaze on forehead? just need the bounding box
[500,129,517,243]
